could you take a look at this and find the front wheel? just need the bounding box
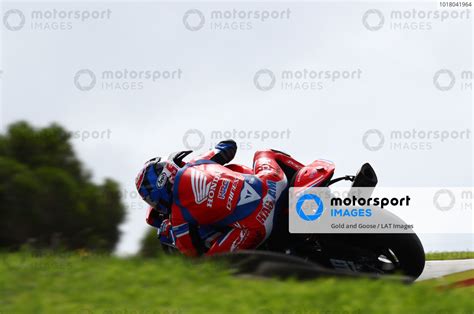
[361,233,425,278]
[293,233,426,280]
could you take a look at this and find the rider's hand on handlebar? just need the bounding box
[158,219,174,245]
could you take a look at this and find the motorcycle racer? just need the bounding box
[135,140,294,256]
[136,141,426,279]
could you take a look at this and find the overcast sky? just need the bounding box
[1,1,472,254]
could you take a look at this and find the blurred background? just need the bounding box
[1,0,472,256]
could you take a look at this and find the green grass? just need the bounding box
[1,252,473,314]
[421,270,474,287]
[425,251,474,260]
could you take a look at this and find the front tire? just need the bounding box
[369,233,425,278]
[294,232,426,280]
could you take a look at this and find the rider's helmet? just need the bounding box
[135,151,192,214]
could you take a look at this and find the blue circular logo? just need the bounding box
[296,194,324,221]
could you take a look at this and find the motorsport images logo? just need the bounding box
[361,8,470,32]
[253,68,362,91]
[433,188,472,211]
[290,187,417,234]
[3,8,112,31]
[181,128,291,151]
[73,68,183,91]
[291,187,471,234]
[182,8,291,32]
[362,128,471,151]
[295,191,410,222]
[295,194,324,221]
[433,69,472,91]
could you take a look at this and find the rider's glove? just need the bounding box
[146,207,164,228]
[158,219,174,246]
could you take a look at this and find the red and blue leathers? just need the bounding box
[169,145,290,256]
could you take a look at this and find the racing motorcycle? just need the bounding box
[157,150,426,280]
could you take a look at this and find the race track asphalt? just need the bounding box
[417,259,474,281]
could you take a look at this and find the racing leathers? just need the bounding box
[148,140,293,257]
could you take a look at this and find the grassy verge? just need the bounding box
[1,252,473,314]
[425,251,474,260]
[421,270,474,287]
